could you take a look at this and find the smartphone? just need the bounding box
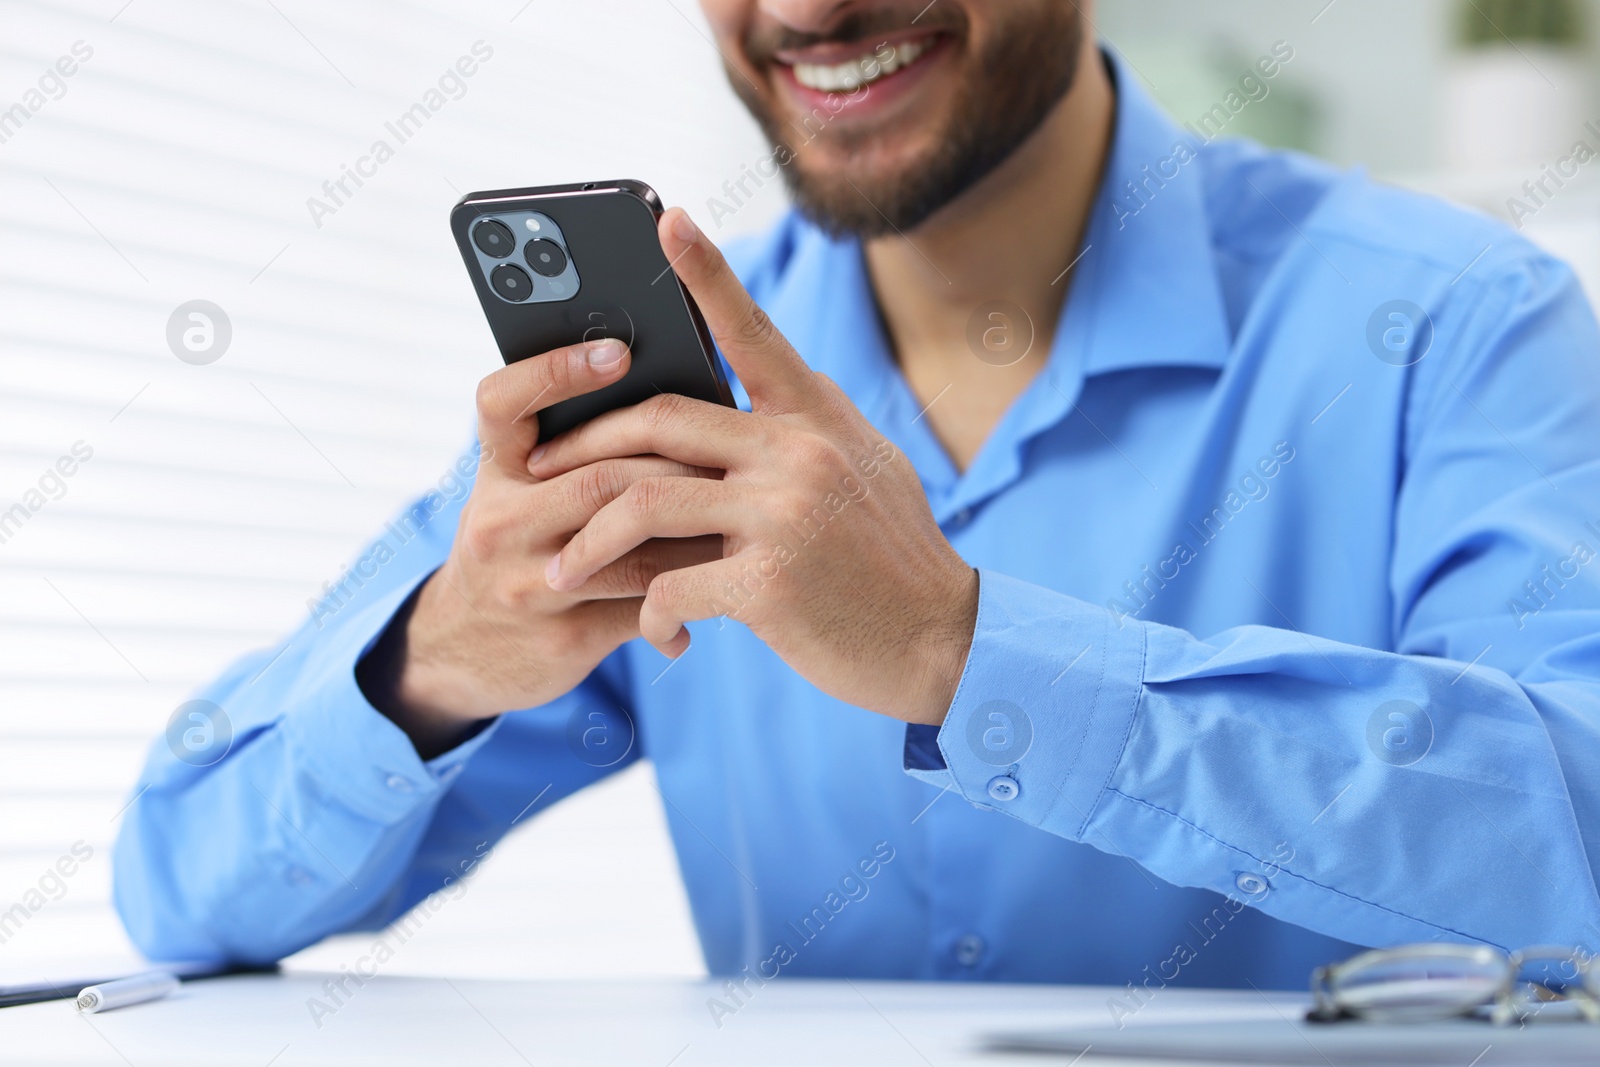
[450,179,734,443]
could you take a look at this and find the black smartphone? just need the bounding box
[450,179,734,442]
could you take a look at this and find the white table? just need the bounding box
[5,973,1309,1066]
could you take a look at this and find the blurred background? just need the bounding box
[1,0,1597,984]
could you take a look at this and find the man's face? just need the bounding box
[700,0,1087,237]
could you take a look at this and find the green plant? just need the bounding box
[1457,0,1586,46]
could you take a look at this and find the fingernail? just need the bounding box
[544,554,562,585]
[587,339,625,367]
[671,210,699,244]
[528,443,546,466]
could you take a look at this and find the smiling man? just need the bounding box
[117,0,1600,995]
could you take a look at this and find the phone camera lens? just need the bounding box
[473,219,515,258]
[524,238,568,277]
[490,263,533,301]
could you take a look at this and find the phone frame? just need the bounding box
[451,180,732,441]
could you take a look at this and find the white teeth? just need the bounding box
[791,39,930,93]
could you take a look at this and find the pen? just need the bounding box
[76,971,180,1013]
[0,962,275,1011]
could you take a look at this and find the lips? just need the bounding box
[788,36,933,92]
[768,31,951,123]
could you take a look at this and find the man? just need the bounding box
[116,0,1600,996]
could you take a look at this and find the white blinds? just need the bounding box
[0,0,779,977]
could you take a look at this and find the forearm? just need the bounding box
[909,571,1600,951]
[112,589,483,962]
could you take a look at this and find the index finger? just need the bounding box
[658,207,816,414]
[476,337,629,477]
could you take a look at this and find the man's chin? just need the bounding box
[796,131,940,186]
[777,135,955,237]
[728,0,1085,238]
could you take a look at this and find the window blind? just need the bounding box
[0,0,780,979]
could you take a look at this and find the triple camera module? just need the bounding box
[469,211,580,304]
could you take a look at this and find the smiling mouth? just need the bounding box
[784,36,936,93]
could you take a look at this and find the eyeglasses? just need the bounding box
[1309,943,1600,1026]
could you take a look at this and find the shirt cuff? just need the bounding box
[921,569,1148,836]
[279,572,501,826]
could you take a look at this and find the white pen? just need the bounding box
[75,971,180,1014]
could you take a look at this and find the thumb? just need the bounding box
[658,207,815,413]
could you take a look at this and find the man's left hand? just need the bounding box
[531,207,978,726]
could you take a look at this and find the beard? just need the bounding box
[726,2,1085,238]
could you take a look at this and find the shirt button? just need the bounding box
[955,934,986,966]
[284,865,315,886]
[951,507,973,527]
[986,776,1019,802]
[1235,872,1269,896]
[385,774,415,793]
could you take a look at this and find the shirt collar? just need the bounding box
[1065,51,1233,379]
[764,50,1233,388]
[755,50,1234,509]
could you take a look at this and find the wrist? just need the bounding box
[357,572,488,759]
[904,564,979,726]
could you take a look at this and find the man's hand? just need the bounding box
[533,208,979,726]
[359,336,721,756]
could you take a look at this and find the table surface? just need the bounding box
[4,973,1312,1066]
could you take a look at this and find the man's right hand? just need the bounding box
[357,338,722,757]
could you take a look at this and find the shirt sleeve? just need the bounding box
[908,250,1600,953]
[113,442,640,964]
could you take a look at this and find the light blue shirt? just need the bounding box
[115,61,1600,993]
